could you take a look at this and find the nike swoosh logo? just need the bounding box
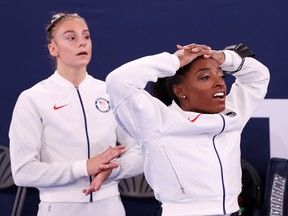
[188,113,201,122]
[53,104,68,110]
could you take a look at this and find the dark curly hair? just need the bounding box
[151,56,203,106]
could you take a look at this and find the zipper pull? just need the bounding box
[181,187,185,194]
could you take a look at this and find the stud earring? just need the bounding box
[180,95,186,99]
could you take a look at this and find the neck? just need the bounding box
[57,65,87,87]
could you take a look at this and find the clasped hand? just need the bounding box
[175,43,225,68]
[82,145,125,195]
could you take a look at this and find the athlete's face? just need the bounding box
[174,57,227,114]
[48,18,92,70]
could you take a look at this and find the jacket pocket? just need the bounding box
[162,145,185,194]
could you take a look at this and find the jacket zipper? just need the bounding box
[76,88,93,202]
[213,114,226,215]
[162,145,185,194]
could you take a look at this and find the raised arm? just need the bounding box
[106,44,211,142]
[220,49,270,125]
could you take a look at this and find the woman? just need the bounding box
[104,44,270,215]
[9,13,144,216]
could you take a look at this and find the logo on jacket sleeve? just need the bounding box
[225,111,237,117]
[95,97,110,113]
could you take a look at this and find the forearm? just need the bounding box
[223,50,270,124]
[9,94,87,187]
[222,50,270,85]
[108,127,144,180]
[106,52,179,110]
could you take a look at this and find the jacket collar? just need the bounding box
[50,70,91,88]
[170,100,202,120]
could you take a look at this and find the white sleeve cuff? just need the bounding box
[72,160,88,178]
[221,50,243,72]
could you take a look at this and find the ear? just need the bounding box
[48,43,58,57]
[172,84,183,99]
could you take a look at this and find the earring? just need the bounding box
[180,95,186,99]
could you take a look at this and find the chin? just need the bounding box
[210,106,225,114]
[217,107,226,113]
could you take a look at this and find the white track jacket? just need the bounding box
[9,72,144,203]
[106,50,270,216]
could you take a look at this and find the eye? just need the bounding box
[84,35,90,40]
[67,36,76,41]
[200,75,210,80]
[220,75,226,80]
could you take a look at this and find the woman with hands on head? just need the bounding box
[9,12,144,216]
[105,43,270,216]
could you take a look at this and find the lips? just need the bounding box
[77,51,88,56]
[213,92,225,97]
[212,91,226,100]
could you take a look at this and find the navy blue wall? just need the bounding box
[1,0,288,215]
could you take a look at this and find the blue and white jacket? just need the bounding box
[106,50,270,216]
[9,72,144,203]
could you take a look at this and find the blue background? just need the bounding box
[0,0,287,215]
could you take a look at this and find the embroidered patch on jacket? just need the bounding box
[95,97,110,113]
[225,111,237,117]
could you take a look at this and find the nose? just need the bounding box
[79,39,86,47]
[215,77,226,87]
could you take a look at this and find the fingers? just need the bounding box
[107,144,125,151]
[82,187,94,196]
[98,145,125,163]
[108,162,120,169]
[98,147,125,165]
[175,43,213,68]
[98,162,119,170]
[82,178,101,196]
[177,43,212,60]
[87,145,125,176]
[83,169,112,196]
[92,171,110,191]
[207,50,226,64]
[82,179,101,196]
[103,145,125,159]
[177,43,211,52]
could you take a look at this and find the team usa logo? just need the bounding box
[95,97,110,113]
[225,111,237,117]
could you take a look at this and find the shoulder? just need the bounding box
[88,75,106,87]
[87,75,108,92]
[18,77,49,96]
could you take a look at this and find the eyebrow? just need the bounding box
[63,29,90,35]
[195,66,222,73]
[195,68,210,73]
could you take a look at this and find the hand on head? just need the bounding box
[206,50,226,65]
[175,43,211,68]
[175,43,225,67]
